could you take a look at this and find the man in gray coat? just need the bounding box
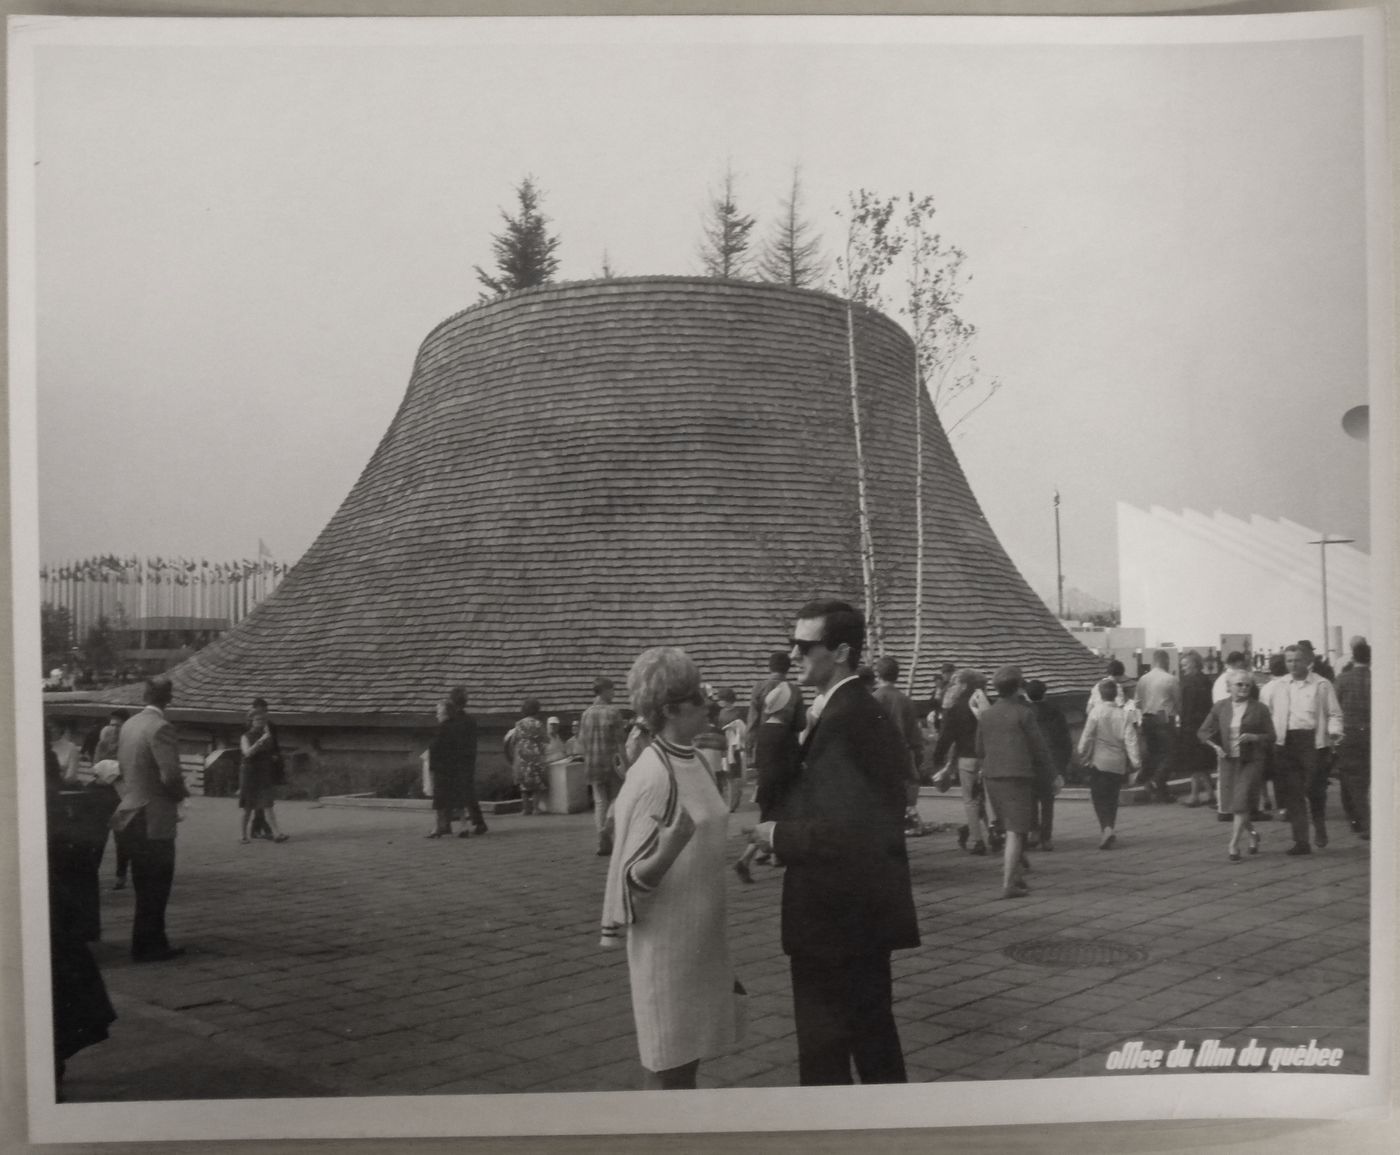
[111,677,188,961]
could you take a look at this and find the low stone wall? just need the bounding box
[173,718,519,802]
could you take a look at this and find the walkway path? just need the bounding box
[57,791,1370,1100]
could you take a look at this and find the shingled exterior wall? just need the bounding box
[133,277,1101,718]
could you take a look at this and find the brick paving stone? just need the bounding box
[55,793,1371,1100]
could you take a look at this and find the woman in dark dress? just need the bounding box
[1175,650,1217,807]
[239,702,288,843]
[428,687,484,838]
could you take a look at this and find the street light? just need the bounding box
[1306,536,1355,661]
[1053,488,1064,619]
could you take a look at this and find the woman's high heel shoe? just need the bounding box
[1229,852,1242,863]
[1249,829,1261,855]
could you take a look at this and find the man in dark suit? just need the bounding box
[751,600,920,1085]
[111,677,188,962]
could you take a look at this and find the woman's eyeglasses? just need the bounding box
[667,689,707,708]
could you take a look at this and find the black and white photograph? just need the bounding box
[5,8,1393,1145]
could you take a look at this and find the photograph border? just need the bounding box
[3,2,1396,1151]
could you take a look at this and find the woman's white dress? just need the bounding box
[600,737,738,1072]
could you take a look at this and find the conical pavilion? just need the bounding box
[138,278,1100,716]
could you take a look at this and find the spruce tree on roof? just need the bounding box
[759,166,827,288]
[474,176,562,298]
[697,167,756,279]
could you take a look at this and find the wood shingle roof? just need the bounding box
[124,278,1101,716]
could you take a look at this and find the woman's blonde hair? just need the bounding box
[627,646,702,733]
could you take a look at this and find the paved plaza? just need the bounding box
[54,788,1370,1101]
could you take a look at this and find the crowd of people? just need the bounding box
[590,618,1372,1090]
[43,606,1373,1096]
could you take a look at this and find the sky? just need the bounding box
[23,18,1375,606]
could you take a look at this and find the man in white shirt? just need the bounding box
[1272,645,1344,855]
[1133,650,1179,802]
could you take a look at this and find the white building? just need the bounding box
[1117,504,1370,660]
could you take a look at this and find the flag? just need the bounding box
[257,538,273,561]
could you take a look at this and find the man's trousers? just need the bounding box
[789,951,907,1085]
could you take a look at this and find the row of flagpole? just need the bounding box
[40,555,289,641]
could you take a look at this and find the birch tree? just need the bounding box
[830,190,904,657]
[897,193,1001,690]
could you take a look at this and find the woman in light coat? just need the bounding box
[600,646,742,1089]
[1077,679,1141,850]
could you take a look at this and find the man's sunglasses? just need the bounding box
[788,638,828,655]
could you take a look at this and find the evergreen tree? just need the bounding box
[79,616,120,676]
[697,167,756,279]
[40,602,73,669]
[474,176,561,298]
[759,167,827,287]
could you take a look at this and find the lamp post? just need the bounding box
[1306,536,1354,662]
[1054,488,1064,620]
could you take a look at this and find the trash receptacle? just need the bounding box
[545,758,589,814]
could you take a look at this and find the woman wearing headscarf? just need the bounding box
[1077,678,1142,850]
[1197,668,1271,861]
[600,646,743,1090]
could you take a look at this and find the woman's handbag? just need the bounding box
[266,752,286,786]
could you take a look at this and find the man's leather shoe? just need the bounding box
[133,947,186,963]
[1284,843,1311,856]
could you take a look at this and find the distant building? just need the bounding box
[1118,504,1369,660]
[111,616,230,677]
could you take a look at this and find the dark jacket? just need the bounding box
[975,697,1053,786]
[772,680,920,961]
[931,697,978,767]
[1030,699,1073,774]
[429,713,478,809]
[1176,671,1216,773]
[1198,698,1273,768]
[872,683,924,781]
